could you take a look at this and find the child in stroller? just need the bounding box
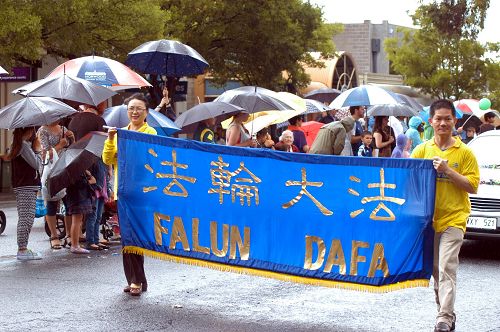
[100,200,120,242]
[44,199,120,244]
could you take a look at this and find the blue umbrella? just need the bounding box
[126,39,209,76]
[419,106,463,122]
[330,85,400,109]
[103,105,180,136]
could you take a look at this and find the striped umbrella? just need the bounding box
[330,85,400,109]
[46,56,151,91]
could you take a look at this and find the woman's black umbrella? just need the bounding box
[47,132,107,197]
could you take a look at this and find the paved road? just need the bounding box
[0,201,499,332]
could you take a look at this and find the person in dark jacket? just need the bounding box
[6,127,43,260]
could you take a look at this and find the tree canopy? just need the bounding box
[385,0,499,105]
[160,0,339,90]
[0,0,166,66]
[0,0,338,91]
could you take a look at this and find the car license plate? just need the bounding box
[467,217,497,230]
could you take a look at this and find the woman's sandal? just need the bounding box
[129,283,142,296]
[50,237,62,250]
[124,283,147,294]
[97,243,110,250]
[86,244,102,251]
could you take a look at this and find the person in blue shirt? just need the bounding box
[405,116,423,153]
[357,131,373,157]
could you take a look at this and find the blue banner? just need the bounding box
[117,130,436,292]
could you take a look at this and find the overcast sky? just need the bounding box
[309,0,499,44]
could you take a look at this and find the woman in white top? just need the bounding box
[226,112,257,147]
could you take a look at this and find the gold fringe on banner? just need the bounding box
[122,246,429,293]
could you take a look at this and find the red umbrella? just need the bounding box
[454,99,478,114]
[301,121,324,146]
[46,56,151,91]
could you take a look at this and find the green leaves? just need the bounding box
[2,0,336,92]
[385,0,498,102]
[161,0,336,90]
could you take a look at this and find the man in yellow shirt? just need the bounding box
[411,99,479,332]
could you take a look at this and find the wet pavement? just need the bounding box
[0,200,499,332]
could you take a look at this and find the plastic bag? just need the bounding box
[41,148,66,201]
[35,191,47,218]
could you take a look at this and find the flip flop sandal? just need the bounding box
[129,285,142,296]
[86,244,102,251]
[97,243,110,250]
[70,247,90,254]
[50,237,62,250]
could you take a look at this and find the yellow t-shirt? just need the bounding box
[102,122,157,197]
[411,137,479,233]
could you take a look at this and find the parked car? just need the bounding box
[465,130,500,239]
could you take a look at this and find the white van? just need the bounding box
[465,130,500,239]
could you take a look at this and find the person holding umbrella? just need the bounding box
[102,93,157,296]
[6,127,43,260]
[37,121,74,250]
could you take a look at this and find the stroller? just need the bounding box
[43,200,120,242]
[100,200,120,241]
[0,210,6,235]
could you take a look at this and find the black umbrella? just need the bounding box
[126,39,209,76]
[12,74,116,106]
[47,132,107,197]
[174,101,245,133]
[303,88,341,103]
[0,96,77,129]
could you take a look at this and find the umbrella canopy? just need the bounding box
[174,101,244,133]
[243,110,303,135]
[0,66,7,75]
[276,92,306,112]
[305,99,332,114]
[47,132,107,197]
[367,104,419,117]
[330,85,400,109]
[0,96,77,129]
[12,74,116,106]
[454,99,480,114]
[303,88,341,103]
[396,93,423,111]
[46,56,151,91]
[215,86,294,114]
[102,105,180,136]
[301,121,324,146]
[126,39,209,76]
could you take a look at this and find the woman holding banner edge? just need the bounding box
[102,93,157,296]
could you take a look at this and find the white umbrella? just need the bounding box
[330,85,400,109]
[0,96,77,129]
[0,66,8,75]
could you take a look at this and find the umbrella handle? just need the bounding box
[460,115,472,128]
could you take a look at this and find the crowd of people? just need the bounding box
[194,104,498,165]
[3,87,497,313]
